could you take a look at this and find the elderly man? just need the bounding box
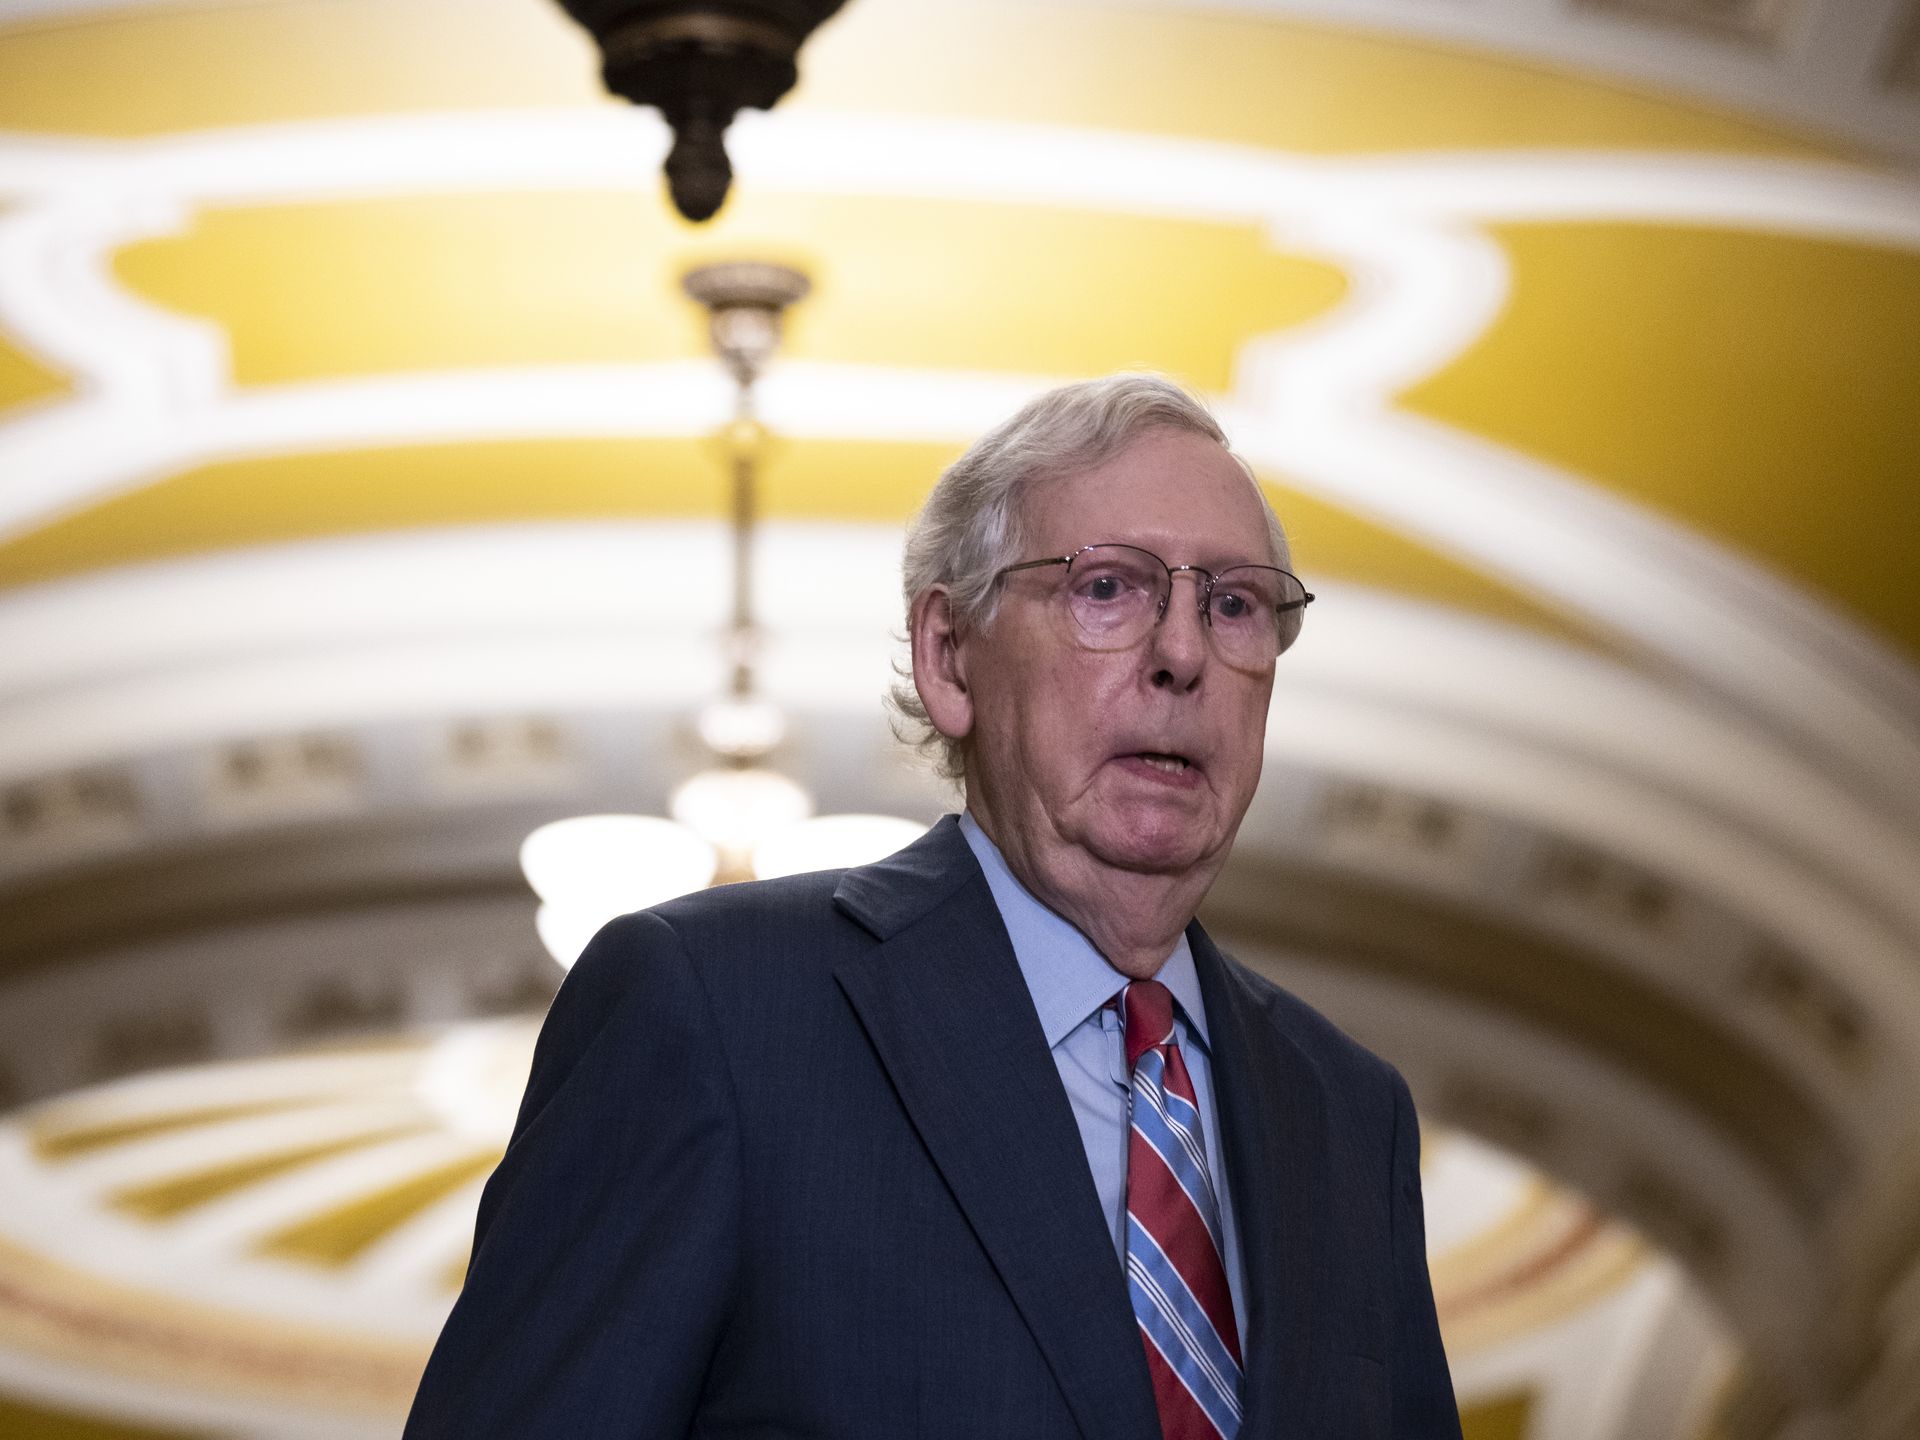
[405,375,1461,1439]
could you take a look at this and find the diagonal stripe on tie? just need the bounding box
[1129,1058,1229,1263]
[1128,1224,1243,1423]
[1135,1064,1214,1190]
[1136,1274,1244,1440]
[1122,979,1242,1440]
[1127,1139,1239,1361]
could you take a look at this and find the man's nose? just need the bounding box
[1148,571,1210,690]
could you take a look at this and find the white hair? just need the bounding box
[889,373,1288,784]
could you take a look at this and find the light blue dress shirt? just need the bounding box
[959,813,1248,1342]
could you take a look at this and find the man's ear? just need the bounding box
[910,587,975,742]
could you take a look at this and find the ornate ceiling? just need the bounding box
[0,1025,1731,1439]
[0,1,1916,1437]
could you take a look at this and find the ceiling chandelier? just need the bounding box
[522,260,926,967]
[550,0,852,221]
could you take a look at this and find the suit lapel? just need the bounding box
[834,820,1161,1440]
[1192,924,1337,1438]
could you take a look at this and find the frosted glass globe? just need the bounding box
[520,814,718,967]
[752,814,929,880]
[669,766,813,856]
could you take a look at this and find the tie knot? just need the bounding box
[1121,979,1176,1070]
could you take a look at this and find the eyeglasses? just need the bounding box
[995,543,1314,665]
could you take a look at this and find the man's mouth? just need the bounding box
[1134,752,1192,775]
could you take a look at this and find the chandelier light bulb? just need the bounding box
[669,765,814,863]
[520,814,719,967]
[695,696,788,760]
[751,813,930,880]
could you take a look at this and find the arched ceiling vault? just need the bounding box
[0,521,1913,1437]
[1,2,1918,1438]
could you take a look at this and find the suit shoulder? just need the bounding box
[648,867,849,934]
[562,870,851,995]
[635,868,868,986]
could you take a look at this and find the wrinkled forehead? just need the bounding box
[1016,430,1290,569]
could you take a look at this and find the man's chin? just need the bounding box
[1083,816,1222,879]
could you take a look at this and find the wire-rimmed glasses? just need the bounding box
[995,543,1314,665]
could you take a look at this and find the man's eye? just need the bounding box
[1212,592,1251,620]
[1082,575,1128,602]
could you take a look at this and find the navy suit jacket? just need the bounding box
[405,816,1461,1438]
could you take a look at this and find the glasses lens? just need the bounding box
[1211,566,1309,660]
[1063,546,1165,648]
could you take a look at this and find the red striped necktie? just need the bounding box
[1122,979,1244,1440]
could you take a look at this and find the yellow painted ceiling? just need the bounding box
[1459,1392,1533,1440]
[29,1097,325,1160]
[0,0,1911,665]
[113,193,1348,388]
[0,199,65,413]
[1401,225,1920,659]
[0,0,1832,157]
[255,1150,500,1268]
[0,332,67,416]
[0,0,597,138]
[0,1394,208,1440]
[109,1126,429,1222]
[0,437,1599,644]
[797,1,1835,158]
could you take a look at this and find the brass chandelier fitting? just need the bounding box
[551,1,851,221]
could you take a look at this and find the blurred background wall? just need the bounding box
[0,0,1917,1436]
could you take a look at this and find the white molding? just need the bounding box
[3,519,1916,1088]
[2,108,1916,834]
[1119,0,1920,167]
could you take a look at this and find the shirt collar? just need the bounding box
[959,811,1210,1052]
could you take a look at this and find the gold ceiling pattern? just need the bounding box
[0,0,1836,155]
[1402,223,1920,656]
[0,1024,1661,1440]
[112,193,1349,389]
[0,0,1912,668]
[0,329,65,415]
[0,5,1904,1437]
[0,439,1603,644]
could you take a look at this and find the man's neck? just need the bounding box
[963,808,1217,981]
